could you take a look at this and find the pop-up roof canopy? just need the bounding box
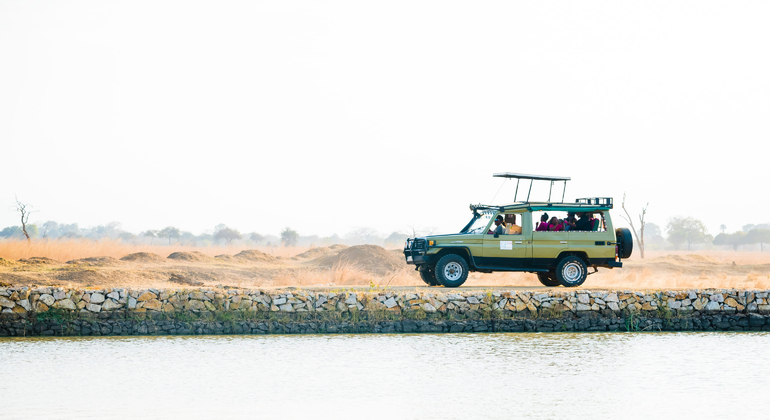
[492,172,571,182]
[492,172,571,203]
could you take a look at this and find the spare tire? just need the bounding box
[615,228,633,259]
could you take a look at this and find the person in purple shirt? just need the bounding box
[535,213,550,232]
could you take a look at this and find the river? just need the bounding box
[1,332,768,419]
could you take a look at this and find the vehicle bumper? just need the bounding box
[404,250,429,265]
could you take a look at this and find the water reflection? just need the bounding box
[1,333,768,419]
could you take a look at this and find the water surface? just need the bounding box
[2,332,767,419]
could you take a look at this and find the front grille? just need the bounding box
[406,239,426,250]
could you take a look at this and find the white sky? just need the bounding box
[1,1,768,238]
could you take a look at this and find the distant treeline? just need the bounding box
[1,219,769,251]
[637,219,770,252]
[0,221,412,248]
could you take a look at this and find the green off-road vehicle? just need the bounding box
[404,173,633,287]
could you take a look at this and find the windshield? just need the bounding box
[464,212,494,234]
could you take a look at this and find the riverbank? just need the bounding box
[2,286,769,336]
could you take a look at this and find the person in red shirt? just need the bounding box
[535,213,550,232]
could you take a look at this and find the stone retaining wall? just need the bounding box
[2,286,770,336]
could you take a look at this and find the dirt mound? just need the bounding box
[0,258,16,266]
[66,256,120,266]
[167,251,212,262]
[234,249,277,263]
[169,273,204,286]
[18,257,61,265]
[328,244,348,250]
[657,254,719,265]
[683,254,720,264]
[120,252,165,263]
[215,254,239,262]
[316,245,405,275]
[293,247,337,260]
[389,249,405,258]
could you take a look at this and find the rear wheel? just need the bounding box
[555,256,587,287]
[536,272,561,287]
[435,254,469,288]
[418,267,440,286]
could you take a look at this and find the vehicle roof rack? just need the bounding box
[492,172,571,203]
[576,197,613,208]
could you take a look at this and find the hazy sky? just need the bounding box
[1,1,768,238]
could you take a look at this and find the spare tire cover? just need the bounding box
[615,228,633,259]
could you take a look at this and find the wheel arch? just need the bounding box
[431,247,475,269]
[556,251,590,266]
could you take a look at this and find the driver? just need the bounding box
[488,215,505,235]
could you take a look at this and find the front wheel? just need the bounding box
[418,267,440,286]
[537,272,561,287]
[434,254,469,288]
[555,256,587,287]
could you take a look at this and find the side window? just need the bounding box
[572,212,606,232]
[532,211,573,232]
[503,213,522,235]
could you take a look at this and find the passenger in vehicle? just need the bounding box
[505,214,522,234]
[488,215,505,235]
[535,213,550,231]
[548,216,564,231]
[563,212,577,231]
[574,212,594,231]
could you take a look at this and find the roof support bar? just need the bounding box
[526,179,533,202]
[514,179,520,202]
[548,181,554,202]
[562,181,567,202]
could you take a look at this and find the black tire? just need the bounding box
[536,272,561,287]
[434,254,469,288]
[418,267,440,286]
[616,228,634,259]
[555,256,588,287]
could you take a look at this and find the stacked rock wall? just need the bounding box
[1,286,769,336]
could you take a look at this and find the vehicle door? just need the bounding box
[481,211,530,268]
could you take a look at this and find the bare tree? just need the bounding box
[406,225,438,238]
[620,192,648,259]
[12,197,36,241]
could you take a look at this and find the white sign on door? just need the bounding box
[500,241,513,250]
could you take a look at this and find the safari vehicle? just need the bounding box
[403,173,633,288]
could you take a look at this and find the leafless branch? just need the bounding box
[620,192,648,258]
[12,196,37,241]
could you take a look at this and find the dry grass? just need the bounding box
[0,239,313,262]
[2,239,769,290]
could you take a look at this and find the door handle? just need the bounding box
[515,241,522,244]
[560,241,567,244]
